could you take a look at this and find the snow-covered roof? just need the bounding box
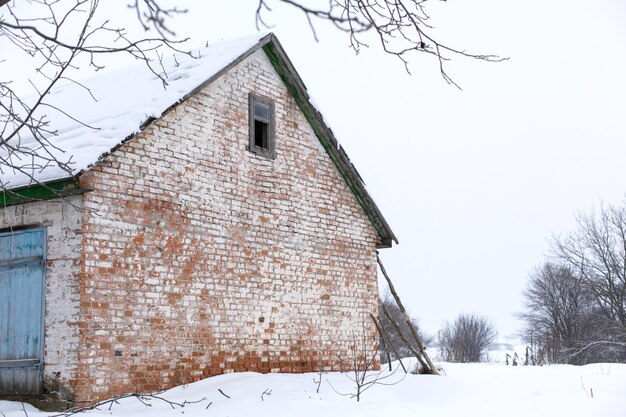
[1,33,266,189]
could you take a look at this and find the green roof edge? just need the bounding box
[0,177,87,207]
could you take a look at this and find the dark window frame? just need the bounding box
[248,93,275,159]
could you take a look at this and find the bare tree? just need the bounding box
[0,0,189,189]
[548,201,626,362]
[438,313,497,363]
[329,323,404,402]
[518,262,597,365]
[517,201,626,364]
[521,200,626,364]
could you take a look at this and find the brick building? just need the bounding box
[0,34,396,403]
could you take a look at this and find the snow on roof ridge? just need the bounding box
[1,33,269,189]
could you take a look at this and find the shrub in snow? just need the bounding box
[438,313,497,363]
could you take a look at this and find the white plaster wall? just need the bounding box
[0,195,83,398]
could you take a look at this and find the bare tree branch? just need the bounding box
[0,0,190,191]
[563,340,626,361]
[49,391,206,416]
[255,0,507,89]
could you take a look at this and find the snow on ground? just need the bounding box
[2,361,625,417]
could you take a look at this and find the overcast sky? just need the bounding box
[6,0,626,341]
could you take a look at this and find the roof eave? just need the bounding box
[0,176,88,207]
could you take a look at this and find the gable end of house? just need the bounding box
[1,34,397,247]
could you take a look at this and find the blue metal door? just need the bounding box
[0,228,46,396]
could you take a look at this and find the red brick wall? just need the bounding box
[74,50,381,402]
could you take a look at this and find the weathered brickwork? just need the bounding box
[72,50,381,401]
[0,196,83,399]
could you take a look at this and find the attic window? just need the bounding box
[249,93,275,159]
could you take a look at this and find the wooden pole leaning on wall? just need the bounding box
[377,254,439,375]
[379,302,428,371]
[370,313,408,373]
[370,314,393,371]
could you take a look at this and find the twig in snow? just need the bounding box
[580,376,594,399]
[218,388,230,399]
[182,397,207,405]
[260,389,272,401]
[313,371,325,393]
[50,391,202,416]
[20,401,29,417]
